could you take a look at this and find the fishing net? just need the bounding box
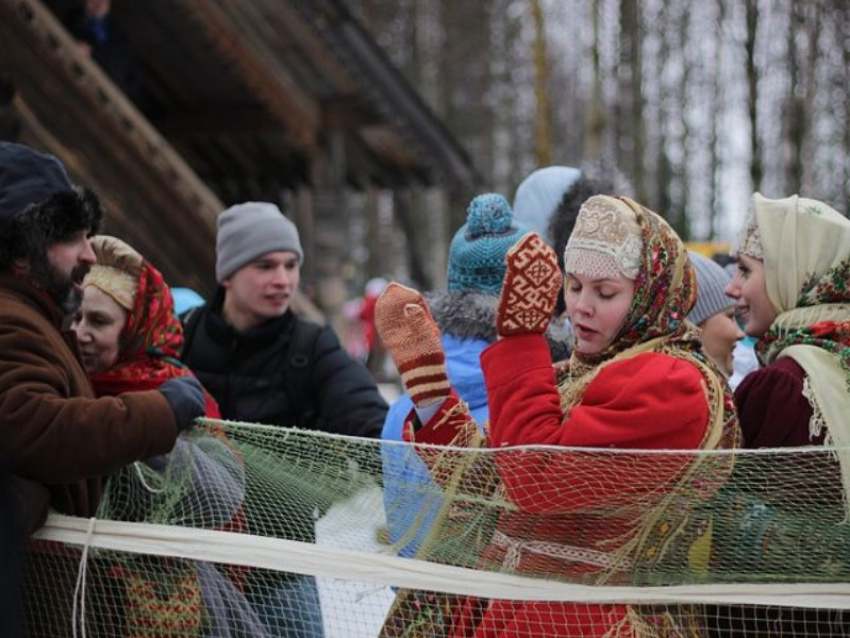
[24,419,850,637]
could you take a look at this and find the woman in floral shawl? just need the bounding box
[715,193,850,636]
[376,196,740,638]
[726,193,850,463]
[73,235,266,638]
[75,235,217,408]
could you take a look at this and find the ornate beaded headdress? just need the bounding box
[735,197,764,260]
[564,195,642,280]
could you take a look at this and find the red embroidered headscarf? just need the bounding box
[84,236,203,398]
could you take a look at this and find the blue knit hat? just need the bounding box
[447,194,527,295]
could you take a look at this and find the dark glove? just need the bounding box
[158,376,206,433]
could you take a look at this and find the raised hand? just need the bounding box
[375,283,449,408]
[496,233,562,337]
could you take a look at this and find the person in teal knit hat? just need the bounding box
[381,193,526,560]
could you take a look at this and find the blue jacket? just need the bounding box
[382,291,495,559]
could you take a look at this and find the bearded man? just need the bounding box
[0,142,205,533]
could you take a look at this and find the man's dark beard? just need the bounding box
[28,259,90,316]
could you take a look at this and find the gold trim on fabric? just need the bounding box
[85,265,138,310]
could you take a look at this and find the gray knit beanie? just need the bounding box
[687,251,735,326]
[216,202,304,282]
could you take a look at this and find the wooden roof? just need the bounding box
[48,0,477,199]
[1,0,222,293]
[1,0,475,296]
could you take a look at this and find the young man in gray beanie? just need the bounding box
[687,251,744,377]
[180,201,387,637]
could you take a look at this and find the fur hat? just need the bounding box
[687,251,735,326]
[447,194,527,295]
[512,166,581,244]
[0,142,103,270]
[216,202,303,282]
[0,142,72,220]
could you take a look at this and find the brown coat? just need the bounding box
[0,273,177,519]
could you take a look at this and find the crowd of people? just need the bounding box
[1,139,848,636]
[0,142,386,637]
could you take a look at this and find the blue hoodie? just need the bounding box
[381,292,494,559]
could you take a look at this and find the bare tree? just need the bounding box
[584,0,605,162]
[616,0,647,203]
[842,1,850,213]
[705,0,725,239]
[530,0,552,166]
[785,1,819,194]
[745,0,762,192]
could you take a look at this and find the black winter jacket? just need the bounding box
[181,291,386,438]
[180,291,386,552]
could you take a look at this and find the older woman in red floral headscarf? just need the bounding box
[72,235,267,638]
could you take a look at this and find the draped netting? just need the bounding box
[24,419,850,637]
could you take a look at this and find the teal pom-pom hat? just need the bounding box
[447,193,528,295]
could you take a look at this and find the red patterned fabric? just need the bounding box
[85,262,240,631]
[88,262,220,418]
[569,197,698,375]
[90,263,188,388]
[393,199,739,637]
[496,233,562,336]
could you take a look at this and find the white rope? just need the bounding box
[35,513,850,610]
[70,517,96,638]
[132,460,165,494]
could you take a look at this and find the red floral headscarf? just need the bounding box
[568,196,699,373]
[562,196,739,453]
[89,261,194,396]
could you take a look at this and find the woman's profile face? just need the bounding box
[724,254,778,338]
[72,286,127,374]
[565,272,635,355]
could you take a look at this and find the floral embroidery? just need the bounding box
[798,258,850,308]
[758,257,850,389]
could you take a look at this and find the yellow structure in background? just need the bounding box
[686,242,732,258]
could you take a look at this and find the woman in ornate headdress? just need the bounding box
[376,195,740,637]
[72,235,264,637]
[725,193,850,459]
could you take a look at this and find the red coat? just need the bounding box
[414,334,714,637]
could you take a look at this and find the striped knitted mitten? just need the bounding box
[496,232,562,336]
[375,282,450,408]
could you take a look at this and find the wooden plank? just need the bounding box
[237,0,359,95]
[151,106,280,137]
[173,0,321,150]
[0,0,223,291]
[0,0,223,220]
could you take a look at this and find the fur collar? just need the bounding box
[425,290,497,342]
[424,290,572,361]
